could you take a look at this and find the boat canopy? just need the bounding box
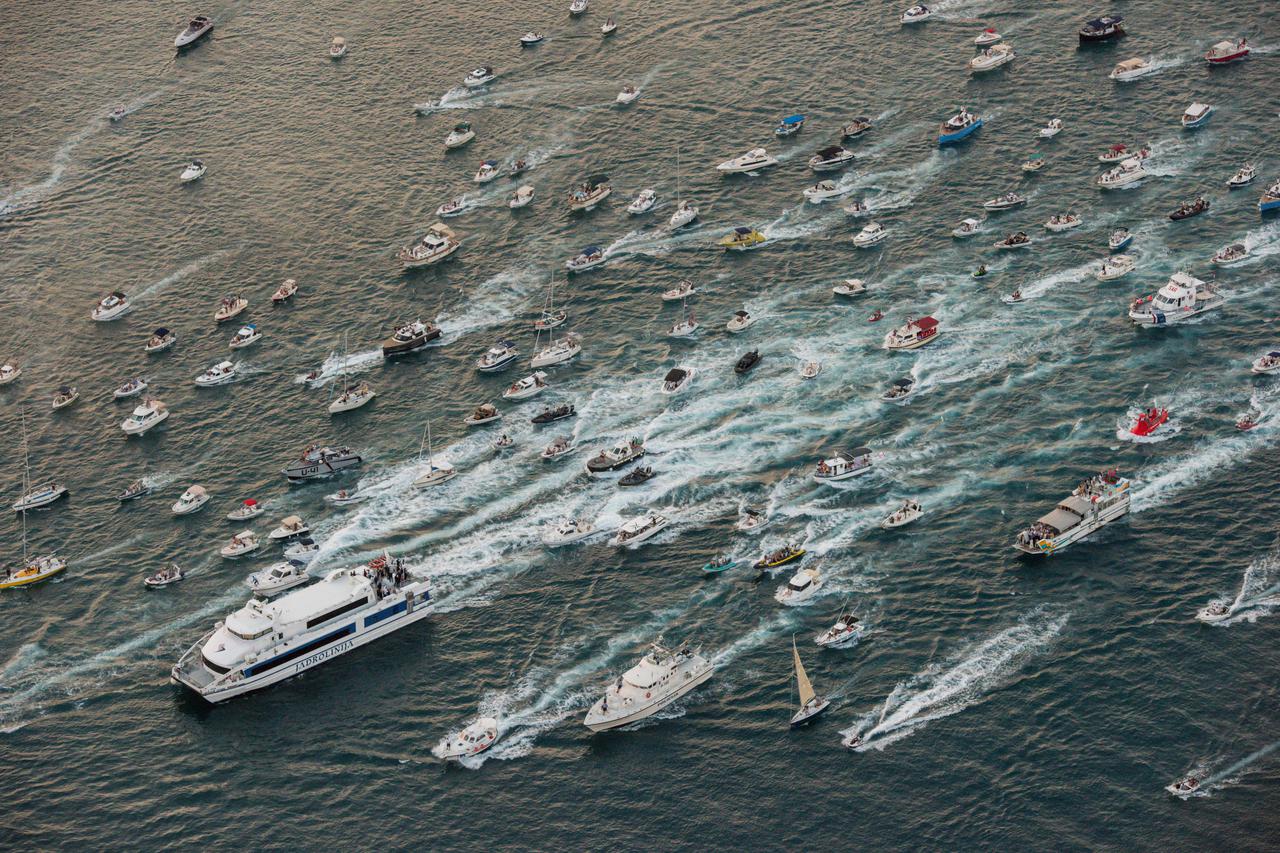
[242,498,258,507]
[586,174,609,185]
[734,226,753,235]
[453,122,471,131]
[154,327,170,336]
[332,36,346,46]
[664,368,688,382]
[186,485,208,498]
[1085,16,1122,28]
[815,145,845,159]
[1035,507,1078,534]
[482,159,497,167]
[581,245,601,254]
[110,290,127,299]
[281,515,303,527]
[848,446,871,457]
[1115,58,1146,71]
[780,114,805,125]
[892,378,913,389]
[914,316,939,331]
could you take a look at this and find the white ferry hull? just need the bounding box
[584,665,714,731]
[1014,499,1129,556]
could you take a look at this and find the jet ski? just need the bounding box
[972,264,988,278]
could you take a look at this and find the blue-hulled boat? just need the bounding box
[775,114,805,136]
[1259,180,1280,213]
[938,107,982,145]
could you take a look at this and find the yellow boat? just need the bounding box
[718,226,767,251]
[1,555,67,590]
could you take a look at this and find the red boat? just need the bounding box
[1129,407,1169,437]
[1237,419,1258,431]
[868,309,884,322]
[1206,38,1248,64]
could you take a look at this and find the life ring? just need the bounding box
[645,692,651,699]
[1037,540,1053,551]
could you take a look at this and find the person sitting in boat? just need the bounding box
[975,264,987,277]
[869,309,883,322]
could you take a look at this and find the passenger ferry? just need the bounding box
[1013,470,1130,556]
[172,555,430,703]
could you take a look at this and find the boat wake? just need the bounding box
[1131,424,1278,513]
[0,120,102,217]
[1201,548,1280,626]
[1169,739,1280,798]
[296,346,383,386]
[133,250,231,301]
[840,608,1068,751]
[436,266,547,340]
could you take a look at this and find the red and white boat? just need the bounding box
[883,315,939,350]
[1127,407,1169,438]
[1205,38,1248,64]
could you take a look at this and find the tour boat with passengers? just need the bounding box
[812,448,872,482]
[884,315,939,350]
[1127,272,1223,326]
[397,223,460,268]
[1013,470,1130,556]
[938,107,982,145]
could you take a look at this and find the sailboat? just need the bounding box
[412,420,456,488]
[2,413,69,590]
[327,332,376,414]
[788,636,830,728]
[530,287,582,368]
[533,273,567,331]
[669,147,698,229]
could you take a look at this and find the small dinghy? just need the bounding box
[881,499,923,529]
[815,608,863,648]
[1108,228,1133,251]
[626,188,657,214]
[117,479,150,502]
[246,561,310,596]
[1022,153,1046,172]
[179,159,206,182]
[701,555,739,575]
[436,196,470,218]
[833,278,866,297]
[531,403,575,424]
[227,498,264,521]
[868,309,884,322]
[194,360,237,387]
[1126,406,1170,439]
[1169,197,1209,220]
[229,323,261,349]
[145,328,176,353]
[1038,118,1063,138]
[843,199,870,217]
[329,36,347,58]
[994,231,1033,250]
[1044,214,1081,232]
[726,309,756,334]
[219,530,260,558]
[328,381,376,414]
[952,218,981,238]
[1001,290,1025,305]
[325,488,366,505]
[172,485,210,515]
[268,515,310,540]
[444,122,475,149]
[615,86,640,105]
[271,278,298,303]
[440,717,499,760]
[1252,351,1280,375]
[520,32,545,46]
[503,371,549,401]
[789,638,830,727]
[509,185,535,208]
[144,563,185,588]
[51,385,79,411]
[214,295,248,323]
[492,433,514,451]
[1236,410,1263,431]
[734,349,761,375]
[109,105,128,122]
[113,377,148,399]
[800,361,821,379]
[974,27,1001,45]
[618,465,655,487]
[463,403,502,427]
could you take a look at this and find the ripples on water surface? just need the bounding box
[2,0,1278,848]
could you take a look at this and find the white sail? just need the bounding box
[793,637,816,707]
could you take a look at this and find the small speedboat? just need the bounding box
[268,515,310,541]
[194,360,237,387]
[1001,291,1024,305]
[174,14,214,48]
[109,104,127,122]
[983,191,1026,211]
[117,479,150,502]
[51,386,79,411]
[1096,254,1136,281]
[1166,776,1201,797]
[1182,102,1214,129]
[734,350,761,375]
[1108,228,1133,251]
[92,291,132,321]
[807,145,856,172]
[1212,243,1248,266]
[775,567,823,605]
[803,180,851,204]
[329,36,346,58]
[493,434,514,451]
[531,403,575,424]
[833,278,866,297]
[219,530,260,558]
[952,218,981,238]
[853,222,887,247]
[626,188,657,214]
[969,43,1015,72]
[726,309,755,334]
[882,499,923,529]
[283,538,320,563]
[435,196,469,218]
[463,403,501,426]
[1197,599,1234,622]
[1205,37,1248,64]
[476,340,519,372]
[661,366,695,394]
[328,382,375,414]
[229,323,261,349]
[974,27,1001,45]
[843,199,870,218]
[993,231,1033,250]
[1236,413,1261,431]
[179,159,206,182]
[1079,15,1125,42]
[271,278,298,302]
[716,147,778,174]
[569,0,588,15]
[736,510,768,533]
[246,561,310,596]
[1038,118,1063,138]
[542,518,595,546]
[661,279,696,301]
[754,544,805,573]
[1227,164,1257,189]
[841,116,873,138]
[509,185,535,208]
[144,563,185,588]
[618,465,655,487]
[565,246,605,272]
[520,32,545,46]
[900,4,931,24]
[1250,350,1280,375]
[503,371,549,401]
[473,160,500,182]
[868,309,884,322]
[439,717,499,760]
[669,200,698,228]
[214,295,248,323]
[611,513,669,547]
[800,361,821,379]
[775,114,805,136]
[615,85,640,105]
[444,122,476,149]
[226,498,264,521]
[881,376,915,402]
[1109,57,1155,81]
[1022,153,1046,172]
[1044,214,1081,232]
[464,66,497,88]
[1099,144,1148,164]
[171,485,209,515]
[1169,197,1209,221]
[540,436,576,461]
[12,481,68,512]
[113,377,148,399]
[815,610,863,647]
[325,489,365,506]
[718,226,767,251]
[121,398,168,436]
[145,328,176,353]
[601,17,617,36]
[2,363,26,386]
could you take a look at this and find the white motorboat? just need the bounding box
[807,145,856,172]
[803,179,851,203]
[800,360,821,379]
[121,399,169,436]
[1251,350,1280,375]
[884,315,940,350]
[463,403,501,427]
[214,295,248,323]
[716,147,778,174]
[268,515,309,541]
[542,518,596,546]
[435,196,469,218]
[1109,57,1155,81]
[145,327,176,352]
[565,246,605,272]
[328,382,375,414]
[1212,243,1249,266]
[984,191,1026,211]
[726,309,755,334]
[611,513,669,547]
[736,509,768,533]
[1038,118,1063,138]
[144,564,185,588]
[669,200,698,228]
[226,498,264,521]
[615,85,640,105]
[1181,102,1214,129]
[881,376,916,402]
[503,371,549,401]
[444,122,475,149]
[0,363,21,385]
[325,489,365,506]
[1022,154,1046,172]
[282,537,320,562]
[900,4,931,24]
[833,278,866,296]
[974,27,1001,45]
[587,438,645,475]
[1096,254,1136,281]
[775,567,823,605]
[1097,157,1147,189]
[788,639,830,728]
[661,366,695,394]
[626,188,656,214]
[194,360,237,387]
[1128,272,1223,326]
[520,32,544,46]
[398,222,461,267]
[813,448,872,482]
[661,279,696,301]
[881,499,923,529]
[1013,469,1129,556]
[841,116,873,138]
[172,554,431,703]
[229,323,261,349]
[952,218,981,238]
[1044,214,1081,232]
[853,222,887,247]
[583,643,713,731]
[601,17,617,35]
[476,340,519,372]
[815,609,863,648]
[970,43,1015,71]
[993,231,1033,250]
[271,279,298,302]
[1227,164,1257,188]
[509,185,535,208]
[52,386,79,411]
[329,36,346,58]
[473,160,500,182]
[439,717,499,760]
[540,435,576,461]
[1195,599,1234,623]
[179,159,206,182]
[246,561,310,596]
[669,313,699,338]
[113,377,148,399]
[567,176,611,212]
[569,0,588,15]
[1108,228,1134,251]
[220,530,260,558]
[530,332,582,367]
[91,291,132,321]
[174,14,214,48]
[1099,144,1148,164]
[172,485,210,515]
[464,66,497,88]
[12,481,68,512]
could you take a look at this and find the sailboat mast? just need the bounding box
[19,410,29,564]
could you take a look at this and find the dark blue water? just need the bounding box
[2,0,1278,848]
